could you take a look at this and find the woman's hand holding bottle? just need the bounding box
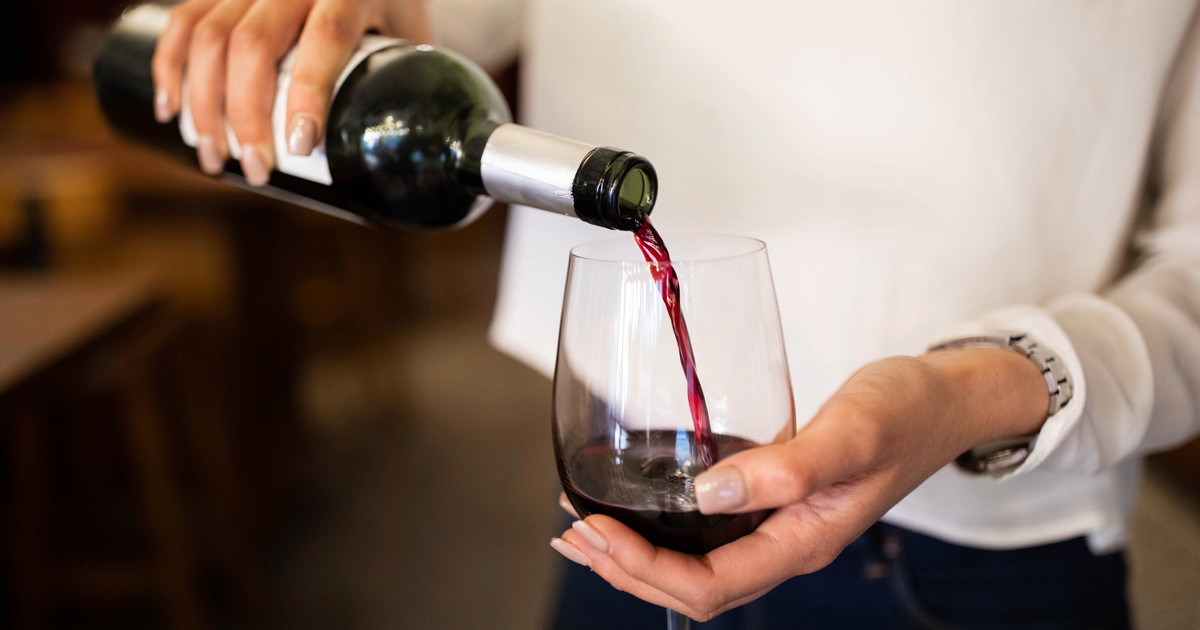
[150,0,428,185]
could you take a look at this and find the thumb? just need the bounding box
[694,410,880,514]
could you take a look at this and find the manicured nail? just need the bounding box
[559,493,579,518]
[287,114,318,155]
[154,89,172,123]
[240,144,272,186]
[572,520,610,554]
[696,467,747,514]
[197,135,225,175]
[550,538,590,567]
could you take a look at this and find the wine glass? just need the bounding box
[553,231,795,629]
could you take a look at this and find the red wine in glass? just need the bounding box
[558,430,771,555]
[633,220,720,470]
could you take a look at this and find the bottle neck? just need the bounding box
[479,124,656,230]
[480,124,593,217]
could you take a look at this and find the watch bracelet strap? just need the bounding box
[927,332,1074,475]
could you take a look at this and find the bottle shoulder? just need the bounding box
[325,45,512,229]
[328,45,512,140]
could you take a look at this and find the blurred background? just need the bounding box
[0,1,1199,629]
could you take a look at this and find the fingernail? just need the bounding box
[559,493,579,517]
[240,144,272,186]
[287,114,318,155]
[550,538,590,567]
[197,135,226,175]
[572,520,610,554]
[154,89,172,123]
[696,467,747,514]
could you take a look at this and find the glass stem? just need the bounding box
[667,608,692,630]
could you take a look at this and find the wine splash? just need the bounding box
[633,220,718,470]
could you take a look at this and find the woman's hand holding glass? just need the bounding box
[554,346,1050,622]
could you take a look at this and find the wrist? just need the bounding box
[920,347,1050,446]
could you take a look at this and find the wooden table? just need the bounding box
[0,270,159,393]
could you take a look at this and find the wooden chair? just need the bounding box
[0,269,230,629]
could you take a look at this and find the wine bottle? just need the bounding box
[93,3,656,231]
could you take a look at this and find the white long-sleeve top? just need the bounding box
[474,0,1200,552]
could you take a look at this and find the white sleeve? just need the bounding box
[426,0,524,74]
[936,27,1200,478]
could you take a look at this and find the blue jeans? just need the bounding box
[550,522,1129,630]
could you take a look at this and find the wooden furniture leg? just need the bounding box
[118,318,205,630]
[11,394,48,630]
[168,330,270,626]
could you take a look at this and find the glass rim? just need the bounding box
[569,230,767,264]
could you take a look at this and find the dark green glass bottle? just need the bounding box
[94,4,656,231]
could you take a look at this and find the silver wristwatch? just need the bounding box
[927,332,1074,475]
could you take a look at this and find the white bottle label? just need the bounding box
[178,35,404,185]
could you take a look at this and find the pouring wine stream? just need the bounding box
[633,220,719,472]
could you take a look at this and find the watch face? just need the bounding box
[957,442,1032,475]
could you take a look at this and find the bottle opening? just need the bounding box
[573,147,657,231]
[618,166,655,218]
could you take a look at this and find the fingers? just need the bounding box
[153,0,384,180]
[152,0,220,122]
[187,0,256,174]
[284,0,376,156]
[558,493,580,518]
[554,515,788,621]
[225,0,313,184]
[695,403,882,514]
[577,516,714,591]
[552,528,699,619]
